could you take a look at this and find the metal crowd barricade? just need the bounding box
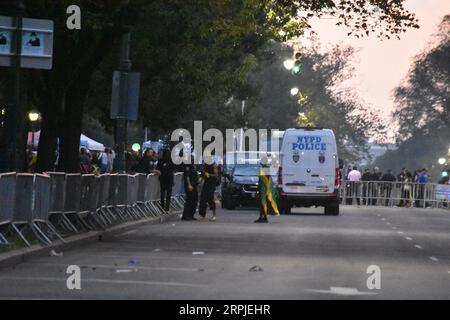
[11,174,35,246]
[48,172,77,233]
[127,174,145,219]
[146,173,165,216]
[0,171,187,247]
[135,173,153,218]
[0,172,16,244]
[113,174,135,221]
[340,181,449,209]
[32,174,64,245]
[96,174,114,225]
[79,174,106,230]
[170,173,185,211]
[63,173,87,232]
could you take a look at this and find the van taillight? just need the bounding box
[278,166,283,186]
[335,168,340,188]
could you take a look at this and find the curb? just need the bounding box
[0,212,181,269]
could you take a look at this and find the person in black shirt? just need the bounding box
[381,169,396,206]
[182,156,199,221]
[361,168,372,205]
[371,166,383,205]
[135,148,160,175]
[157,149,175,212]
[199,156,219,221]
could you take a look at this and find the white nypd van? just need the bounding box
[277,128,342,215]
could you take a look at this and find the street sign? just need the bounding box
[0,15,53,69]
[110,71,141,121]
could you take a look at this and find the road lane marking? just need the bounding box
[429,256,439,262]
[405,237,413,241]
[28,262,201,273]
[306,287,378,296]
[415,245,423,249]
[381,218,386,221]
[386,222,391,225]
[0,276,206,288]
[397,231,404,235]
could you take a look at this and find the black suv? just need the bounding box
[221,164,261,210]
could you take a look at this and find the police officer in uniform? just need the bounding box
[182,156,199,221]
[157,149,175,212]
[199,156,219,221]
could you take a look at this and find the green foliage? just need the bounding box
[242,42,386,162]
[377,16,449,179]
[394,15,450,141]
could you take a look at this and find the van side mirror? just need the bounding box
[338,159,344,170]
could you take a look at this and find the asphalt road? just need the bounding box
[0,205,449,299]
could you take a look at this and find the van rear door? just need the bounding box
[281,131,337,194]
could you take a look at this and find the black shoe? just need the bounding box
[254,217,268,223]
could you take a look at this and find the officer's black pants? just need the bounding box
[199,183,216,217]
[160,179,173,210]
[182,189,198,219]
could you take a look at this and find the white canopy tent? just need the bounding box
[80,134,105,151]
[27,131,105,151]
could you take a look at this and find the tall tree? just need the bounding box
[394,15,450,140]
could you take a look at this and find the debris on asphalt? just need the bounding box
[192,251,205,255]
[249,265,263,272]
[50,249,63,257]
[115,269,134,273]
[128,259,139,265]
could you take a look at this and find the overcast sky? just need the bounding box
[307,0,449,140]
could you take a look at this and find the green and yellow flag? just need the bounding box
[259,168,280,216]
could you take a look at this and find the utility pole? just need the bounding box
[114,30,131,172]
[0,0,25,172]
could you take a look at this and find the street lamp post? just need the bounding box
[28,111,40,150]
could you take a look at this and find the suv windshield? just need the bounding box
[233,165,260,176]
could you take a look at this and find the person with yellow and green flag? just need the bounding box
[255,155,280,223]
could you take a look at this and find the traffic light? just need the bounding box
[292,52,302,76]
[442,169,449,178]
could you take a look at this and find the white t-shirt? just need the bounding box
[100,152,108,166]
[347,170,362,181]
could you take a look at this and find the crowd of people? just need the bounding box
[78,147,221,218]
[343,166,444,208]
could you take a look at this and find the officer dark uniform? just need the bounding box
[157,149,175,212]
[182,159,199,220]
[199,160,218,220]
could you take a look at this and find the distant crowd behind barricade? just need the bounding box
[343,165,450,208]
[343,166,450,186]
